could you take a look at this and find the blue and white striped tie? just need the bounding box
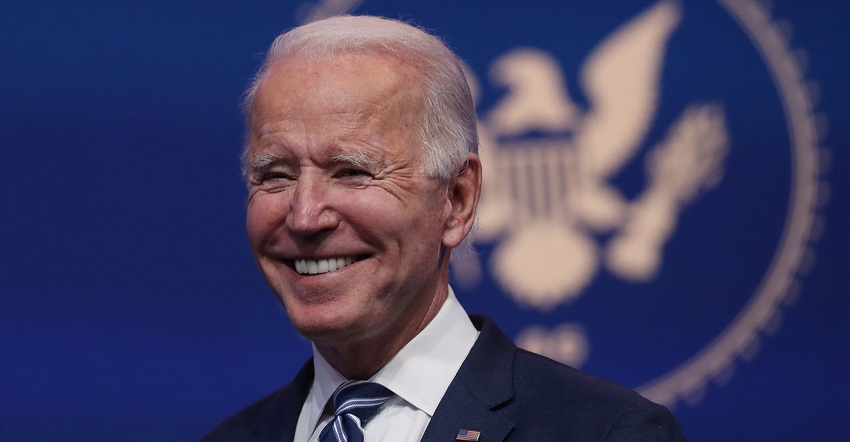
[318,380,393,442]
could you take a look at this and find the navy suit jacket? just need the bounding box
[201,315,685,441]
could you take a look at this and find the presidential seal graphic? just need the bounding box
[296,0,828,407]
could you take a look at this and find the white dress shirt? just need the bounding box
[293,287,479,442]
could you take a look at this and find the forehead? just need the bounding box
[252,51,423,126]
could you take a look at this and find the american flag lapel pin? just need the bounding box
[456,429,481,441]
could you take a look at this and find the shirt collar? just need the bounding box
[302,286,478,431]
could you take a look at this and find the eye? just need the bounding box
[335,168,374,183]
[337,168,370,178]
[270,171,295,179]
[252,171,295,191]
[269,171,297,182]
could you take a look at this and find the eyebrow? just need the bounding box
[250,153,281,176]
[247,150,386,177]
[331,151,384,171]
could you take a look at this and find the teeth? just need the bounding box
[294,257,355,275]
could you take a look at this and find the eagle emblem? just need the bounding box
[457,0,730,312]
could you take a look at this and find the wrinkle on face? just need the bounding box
[244,51,456,378]
[247,54,431,203]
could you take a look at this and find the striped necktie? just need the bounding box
[317,380,393,442]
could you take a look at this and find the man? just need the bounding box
[203,15,684,441]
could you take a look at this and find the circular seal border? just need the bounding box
[292,0,830,408]
[637,0,829,406]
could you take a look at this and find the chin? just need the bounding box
[286,304,369,343]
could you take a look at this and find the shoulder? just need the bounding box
[510,350,684,440]
[469,316,684,440]
[200,383,294,442]
[200,361,314,442]
[512,347,645,407]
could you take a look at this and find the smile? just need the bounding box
[293,257,358,275]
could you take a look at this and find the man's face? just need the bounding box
[245,53,455,348]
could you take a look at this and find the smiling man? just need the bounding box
[202,15,684,442]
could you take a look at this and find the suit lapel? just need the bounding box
[421,382,514,442]
[421,316,516,442]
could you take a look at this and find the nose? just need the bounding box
[286,172,340,236]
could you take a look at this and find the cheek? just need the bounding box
[405,198,452,253]
[246,196,284,246]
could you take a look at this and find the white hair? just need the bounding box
[240,15,478,181]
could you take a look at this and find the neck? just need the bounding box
[315,284,449,380]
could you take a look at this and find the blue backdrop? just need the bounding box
[2,1,848,440]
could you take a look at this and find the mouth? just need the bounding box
[289,256,364,275]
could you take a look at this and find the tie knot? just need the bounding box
[331,380,393,424]
[318,381,393,442]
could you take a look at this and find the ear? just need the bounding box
[442,153,482,248]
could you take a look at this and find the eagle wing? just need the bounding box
[575,0,682,178]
